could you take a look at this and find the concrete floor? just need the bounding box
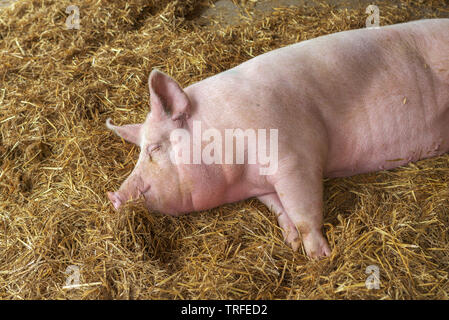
[0,0,447,21]
[0,0,16,8]
[198,0,447,26]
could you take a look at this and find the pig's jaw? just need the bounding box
[140,188,195,216]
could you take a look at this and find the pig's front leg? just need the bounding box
[258,193,301,251]
[272,165,331,258]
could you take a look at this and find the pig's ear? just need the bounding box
[149,69,190,121]
[106,118,142,145]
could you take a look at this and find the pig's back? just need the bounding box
[186,20,449,178]
[318,19,449,177]
[227,19,449,177]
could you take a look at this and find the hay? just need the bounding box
[0,0,448,299]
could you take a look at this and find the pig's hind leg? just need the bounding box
[258,193,301,251]
[271,165,331,259]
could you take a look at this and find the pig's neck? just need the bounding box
[181,85,263,211]
[184,87,216,133]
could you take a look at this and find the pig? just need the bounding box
[106,19,449,259]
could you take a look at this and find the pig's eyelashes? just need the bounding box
[147,144,161,155]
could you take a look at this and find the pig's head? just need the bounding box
[106,69,194,215]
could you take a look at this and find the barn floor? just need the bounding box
[0,0,448,299]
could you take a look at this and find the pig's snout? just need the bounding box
[107,174,150,210]
[107,191,123,210]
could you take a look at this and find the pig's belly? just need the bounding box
[325,95,449,178]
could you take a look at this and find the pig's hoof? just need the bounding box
[107,191,122,210]
[302,232,331,259]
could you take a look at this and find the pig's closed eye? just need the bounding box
[147,144,161,155]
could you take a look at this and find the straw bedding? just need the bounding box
[0,0,448,299]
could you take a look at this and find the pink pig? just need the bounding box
[106,19,449,258]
